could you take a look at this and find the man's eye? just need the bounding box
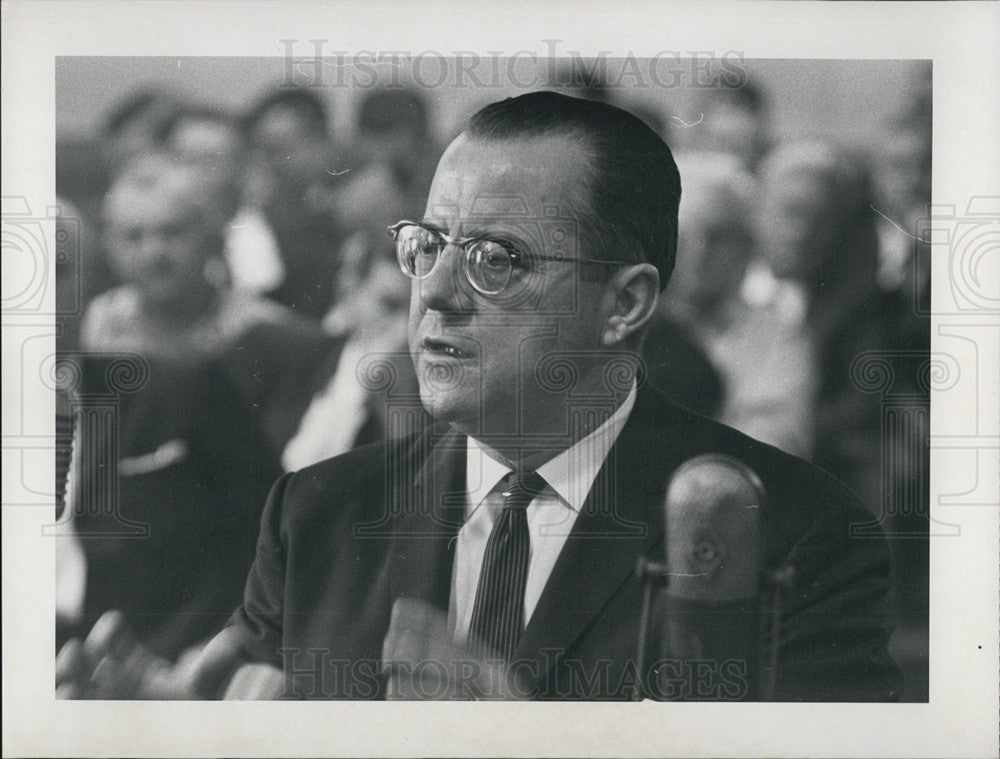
[470,241,512,269]
[484,248,510,269]
[506,251,530,272]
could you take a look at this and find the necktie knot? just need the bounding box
[498,470,546,509]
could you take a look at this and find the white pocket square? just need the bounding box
[119,439,189,476]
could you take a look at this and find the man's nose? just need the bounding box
[416,245,474,313]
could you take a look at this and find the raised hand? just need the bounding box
[55,611,198,699]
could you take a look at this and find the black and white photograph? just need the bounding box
[2,2,998,757]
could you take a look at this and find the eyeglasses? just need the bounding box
[388,220,626,296]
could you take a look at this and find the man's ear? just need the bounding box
[600,263,660,346]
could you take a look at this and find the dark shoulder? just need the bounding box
[632,385,877,565]
[286,436,396,495]
[274,424,434,533]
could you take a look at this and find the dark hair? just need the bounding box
[102,89,179,138]
[244,86,328,137]
[712,77,766,114]
[357,87,429,137]
[465,91,681,289]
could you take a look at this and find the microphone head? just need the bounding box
[665,453,765,602]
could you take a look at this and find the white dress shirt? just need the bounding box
[281,338,372,471]
[449,385,637,644]
[224,206,285,294]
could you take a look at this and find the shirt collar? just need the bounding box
[465,384,637,515]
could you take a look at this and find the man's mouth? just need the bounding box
[422,337,472,360]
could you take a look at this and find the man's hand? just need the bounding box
[55,611,198,699]
[381,597,528,700]
[55,610,259,699]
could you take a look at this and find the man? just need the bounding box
[243,86,344,319]
[656,150,816,458]
[60,92,900,701]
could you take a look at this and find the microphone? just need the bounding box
[635,454,781,701]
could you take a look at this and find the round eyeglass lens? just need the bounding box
[464,239,513,294]
[396,225,440,278]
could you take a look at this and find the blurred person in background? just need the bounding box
[100,87,181,174]
[155,103,287,296]
[243,85,345,319]
[157,105,245,223]
[757,140,889,510]
[80,152,332,453]
[282,255,420,470]
[320,85,438,328]
[872,71,932,654]
[282,149,423,470]
[659,151,817,457]
[697,75,772,174]
[58,86,183,351]
[56,137,116,351]
[874,68,932,300]
[61,151,341,660]
[351,86,439,218]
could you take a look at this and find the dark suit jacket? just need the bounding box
[71,356,279,661]
[226,385,902,701]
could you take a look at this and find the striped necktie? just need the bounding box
[468,469,546,662]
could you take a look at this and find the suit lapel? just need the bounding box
[382,389,693,684]
[513,389,682,677]
[388,426,467,613]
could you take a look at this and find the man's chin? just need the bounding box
[418,389,478,429]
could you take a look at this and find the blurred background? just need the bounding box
[54,56,931,699]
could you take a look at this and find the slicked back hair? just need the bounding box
[465,91,681,289]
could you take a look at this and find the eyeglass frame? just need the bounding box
[387,219,629,296]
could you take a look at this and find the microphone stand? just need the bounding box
[632,557,669,702]
[759,565,795,702]
[633,556,796,702]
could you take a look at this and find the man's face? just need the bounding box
[758,171,832,282]
[670,187,752,313]
[705,101,762,165]
[250,106,328,183]
[407,134,611,437]
[104,188,213,307]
